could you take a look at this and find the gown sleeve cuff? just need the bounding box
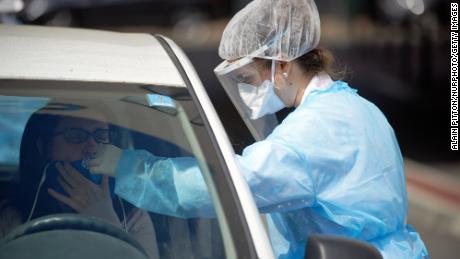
[114,149,146,195]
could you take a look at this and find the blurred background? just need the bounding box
[1,0,458,257]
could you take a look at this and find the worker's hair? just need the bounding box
[295,47,347,80]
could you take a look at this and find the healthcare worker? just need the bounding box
[89,0,429,258]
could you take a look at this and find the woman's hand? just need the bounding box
[48,162,112,212]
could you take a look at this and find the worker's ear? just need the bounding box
[278,61,291,74]
[274,61,292,89]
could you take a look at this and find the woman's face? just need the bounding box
[47,116,109,162]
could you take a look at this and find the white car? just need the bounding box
[0,25,381,259]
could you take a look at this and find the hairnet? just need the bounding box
[218,0,321,62]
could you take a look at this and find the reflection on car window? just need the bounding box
[0,84,225,259]
[0,96,49,178]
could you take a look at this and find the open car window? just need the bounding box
[0,80,227,259]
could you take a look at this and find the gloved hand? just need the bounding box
[86,144,123,177]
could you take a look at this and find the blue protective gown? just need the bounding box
[113,80,429,259]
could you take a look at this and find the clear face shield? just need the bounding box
[214,50,283,141]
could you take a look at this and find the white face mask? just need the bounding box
[237,60,285,119]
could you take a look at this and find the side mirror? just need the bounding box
[305,235,383,259]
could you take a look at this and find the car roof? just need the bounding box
[0,25,186,87]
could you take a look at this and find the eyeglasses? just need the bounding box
[53,128,117,144]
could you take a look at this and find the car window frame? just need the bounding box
[154,35,275,259]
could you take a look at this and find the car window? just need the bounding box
[0,80,227,259]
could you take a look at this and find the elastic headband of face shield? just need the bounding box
[214,28,293,75]
[214,45,269,76]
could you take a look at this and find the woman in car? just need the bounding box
[0,108,159,259]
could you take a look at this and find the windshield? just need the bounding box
[0,80,226,259]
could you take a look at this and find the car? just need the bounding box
[0,24,382,259]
